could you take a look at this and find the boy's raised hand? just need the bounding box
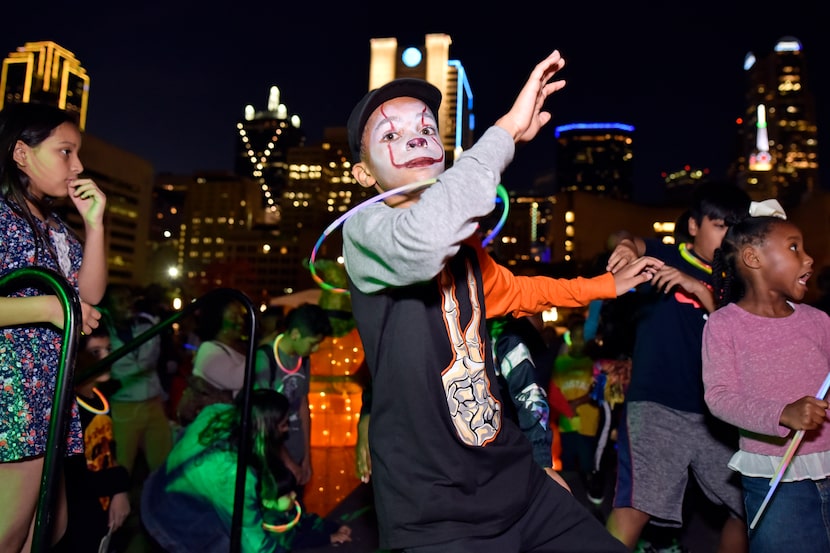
[611,256,665,296]
[495,50,566,144]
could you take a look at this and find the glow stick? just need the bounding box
[480,185,510,247]
[749,370,830,530]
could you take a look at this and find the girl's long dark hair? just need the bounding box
[0,102,80,264]
[712,216,781,308]
[198,388,296,504]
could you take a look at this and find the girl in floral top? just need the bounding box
[0,102,107,552]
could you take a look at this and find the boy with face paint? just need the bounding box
[342,50,664,552]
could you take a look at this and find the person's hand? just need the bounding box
[651,266,702,295]
[107,491,131,531]
[611,256,664,296]
[48,298,101,334]
[68,178,106,230]
[495,50,566,144]
[606,239,639,273]
[543,467,572,492]
[330,525,352,545]
[355,415,372,483]
[780,396,829,431]
[649,265,717,311]
[80,301,102,335]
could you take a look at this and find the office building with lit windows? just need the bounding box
[482,193,556,268]
[171,172,292,305]
[554,122,635,201]
[737,36,819,208]
[0,41,90,128]
[279,128,372,277]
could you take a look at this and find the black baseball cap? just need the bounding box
[347,78,442,162]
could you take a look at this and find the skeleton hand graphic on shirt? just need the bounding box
[441,260,501,446]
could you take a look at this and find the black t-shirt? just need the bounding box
[625,241,714,413]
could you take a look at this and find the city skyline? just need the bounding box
[3,2,824,203]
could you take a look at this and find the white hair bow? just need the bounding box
[749,199,787,219]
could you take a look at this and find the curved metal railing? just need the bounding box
[0,267,82,553]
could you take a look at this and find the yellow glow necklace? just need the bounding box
[678,243,712,275]
[76,387,109,415]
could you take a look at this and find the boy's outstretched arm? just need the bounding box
[611,256,664,296]
[495,50,566,144]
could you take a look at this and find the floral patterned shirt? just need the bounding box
[0,200,83,461]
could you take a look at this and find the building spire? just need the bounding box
[267,86,280,112]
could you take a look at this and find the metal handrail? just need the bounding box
[0,267,82,553]
[80,287,258,553]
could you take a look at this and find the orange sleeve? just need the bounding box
[470,238,616,319]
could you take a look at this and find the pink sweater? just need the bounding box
[702,302,830,456]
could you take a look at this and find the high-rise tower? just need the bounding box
[0,41,90,129]
[554,122,636,200]
[738,36,819,208]
[235,86,305,225]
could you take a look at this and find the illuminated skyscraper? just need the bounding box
[554,122,635,200]
[0,41,90,129]
[235,86,305,224]
[738,36,819,208]
[748,104,773,172]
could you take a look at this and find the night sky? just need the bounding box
[4,2,824,203]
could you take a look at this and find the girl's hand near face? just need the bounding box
[68,178,106,229]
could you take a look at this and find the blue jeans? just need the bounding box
[743,474,830,553]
